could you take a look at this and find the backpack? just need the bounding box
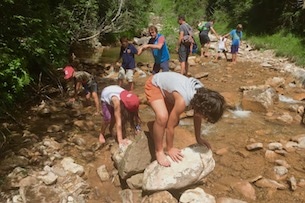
[197,21,208,31]
[182,24,194,46]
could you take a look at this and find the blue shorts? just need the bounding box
[231,45,239,54]
[83,80,98,95]
[152,61,169,74]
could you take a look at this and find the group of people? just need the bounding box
[62,15,228,167]
[198,19,243,64]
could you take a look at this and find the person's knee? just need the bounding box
[155,113,168,127]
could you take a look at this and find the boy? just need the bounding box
[145,72,226,167]
[224,24,243,64]
[63,66,100,115]
[116,36,138,91]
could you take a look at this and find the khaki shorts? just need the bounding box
[145,76,163,103]
[118,67,134,82]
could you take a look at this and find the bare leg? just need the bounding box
[99,120,110,143]
[200,44,205,57]
[180,61,186,75]
[118,79,123,87]
[150,99,171,167]
[128,81,134,91]
[205,42,210,57]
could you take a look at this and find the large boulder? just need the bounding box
[142,144,215,191]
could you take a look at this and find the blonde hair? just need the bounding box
[236,24,243,30]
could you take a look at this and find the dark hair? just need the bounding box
[148,25,158,33]
[120,36,128,43]
[178,15,185,21]
[120,102,141,137]
[190,87,226,123]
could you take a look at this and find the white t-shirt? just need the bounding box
[218,37,227,51]
[101,85,124,105]
[152,72,203,106]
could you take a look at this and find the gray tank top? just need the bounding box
[152,72,203,106]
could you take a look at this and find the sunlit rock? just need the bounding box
[180,187,216,203]
[142,191,177,203]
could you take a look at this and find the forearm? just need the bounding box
[74,82,82,97]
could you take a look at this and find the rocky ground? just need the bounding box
[1,40,305,203]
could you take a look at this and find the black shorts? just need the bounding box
[199,33,210,45]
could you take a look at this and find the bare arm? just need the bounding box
[74,81,82,98]
[138,36,164,55]
[193,114,211,149]
[176,31,184,52]
[210,27,218,38]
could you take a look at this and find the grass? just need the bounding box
[247,32,305,67]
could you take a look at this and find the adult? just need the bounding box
[198,20,218,57]
[224,24,243,64]
[63,66,100,115]
[99,85,141,146]
[145,72,226,167]
[138,25,170,74]
[177,15,193,76]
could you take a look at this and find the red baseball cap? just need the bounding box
[120,90,140,112]
[63,66,75,79]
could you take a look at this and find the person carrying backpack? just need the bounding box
[177,15,194,76]
[198,19,218,57]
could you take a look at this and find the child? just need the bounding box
[99,85,141,146]
[215,36,228,61]
[224,24,243,64]
[116,36,138,91]
[63,66,100,115]
[145,72,226,167]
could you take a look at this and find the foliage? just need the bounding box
[247,31,305,66]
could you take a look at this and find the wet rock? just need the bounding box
[276,112,294,124]
[142,144,215,191]
[241,87,278,113]
[180,187,216,203]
